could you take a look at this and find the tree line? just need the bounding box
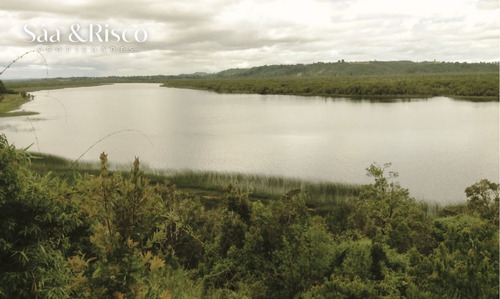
[163,73,499,100]
[214,61,499,78]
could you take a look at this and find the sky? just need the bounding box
[0,0,498,79]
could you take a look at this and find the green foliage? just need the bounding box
[465,179,499,224]
[0,80,17,95]
[0,80,7,94]
[0,135,88,297]
[0,93,37,117]
[163,170,361,204]
[163,73,499,100]
[409,215,499,298]
[346,163,433,253]
[65,154,176,298]
[0,79,37,117]
[1,135,499,298]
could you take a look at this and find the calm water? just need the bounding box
[1,83,498,204]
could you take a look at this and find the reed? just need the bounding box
[163,170,361,203]
[0,94,38,117]
[29,152,361,204]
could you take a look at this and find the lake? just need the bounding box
[1,83,498,204]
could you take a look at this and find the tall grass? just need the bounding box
[29,153,361,205]
[147,169,361,205]
[0,94,38,117]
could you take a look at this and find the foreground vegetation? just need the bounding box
[163,73,499,100]
[1,134,498,298]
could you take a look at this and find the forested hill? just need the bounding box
[212,61,498,78]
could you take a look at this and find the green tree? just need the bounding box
[465,179,499,224]
[347,163,431,253]
[410,215,499,298]
[0,135,89,297]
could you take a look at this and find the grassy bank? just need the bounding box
[0,77,163,116]
[0,93,38,117]
[163,73,499,101]
[4,76,166,93]
[7,80,109,93]
[0,78,115,118]
[29,152,361,207]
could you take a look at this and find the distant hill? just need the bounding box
[211,61,498,78]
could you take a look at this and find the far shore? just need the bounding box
[1,72,498,118]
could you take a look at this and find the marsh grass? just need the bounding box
[0,94,38,117]
[29,153,444,220]
[161,169,361,204]
[29,152,361,205]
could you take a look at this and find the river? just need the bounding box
[0,83,498,204]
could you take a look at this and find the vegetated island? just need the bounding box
[162,60,499,101]
[1,134,499,298]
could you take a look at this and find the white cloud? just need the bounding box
[0,0,498,79]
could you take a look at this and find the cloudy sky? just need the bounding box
[0,0,498,79]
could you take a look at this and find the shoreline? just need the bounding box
[162,74,499,102]
[163,84,499,102]
[3,80,495,119]
[0,93,38,117]
[28,151,362,205]
[0,81,111,118]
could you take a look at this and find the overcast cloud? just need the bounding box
[0,0,498,79]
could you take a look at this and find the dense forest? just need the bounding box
[1,134,498,298]
[162,73,499,100]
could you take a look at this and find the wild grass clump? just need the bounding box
[29,153,361,204]
[0,93,37,117]
[164,170,361,204]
